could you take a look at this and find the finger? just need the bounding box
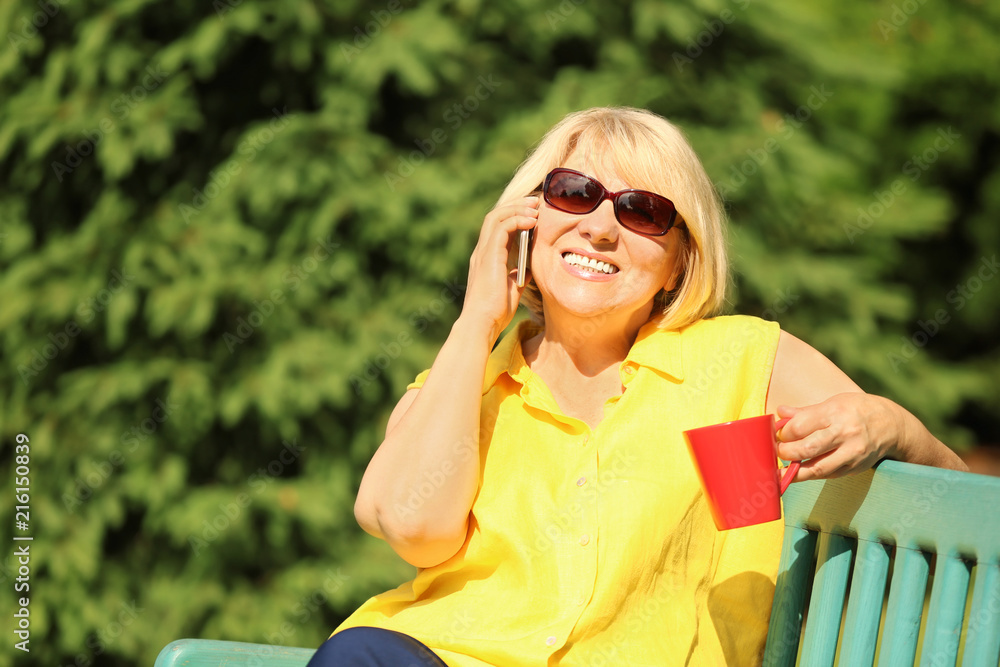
[794,450,875,482]
[478,217,537,265]
[478,201,538,244]
[491,210,539,241]
[792,453,849,482]
[776,404,801,420]
[777,427,839,462]
[507,267,532,294]
[487,198,540,224]
[776,404,833,444]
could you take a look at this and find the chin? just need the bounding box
[545,293,629,321]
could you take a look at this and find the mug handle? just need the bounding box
[774,417,801,495]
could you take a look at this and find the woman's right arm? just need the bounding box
[353,197,539,569]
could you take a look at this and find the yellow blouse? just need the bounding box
[334,315,784,666]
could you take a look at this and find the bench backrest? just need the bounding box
[763,459,1000,665]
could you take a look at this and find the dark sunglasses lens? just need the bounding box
[617,193,675,235]
[546,171,602,213]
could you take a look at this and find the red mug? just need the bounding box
[683,415,800,530]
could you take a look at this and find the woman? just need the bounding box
[308,107,966,666]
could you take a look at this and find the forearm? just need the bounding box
[356,315,495,567]
[883,396,969,472]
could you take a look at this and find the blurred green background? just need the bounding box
[1,0,998,664]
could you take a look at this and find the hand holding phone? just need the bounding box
[515,229,532,287]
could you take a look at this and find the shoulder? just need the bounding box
[768,329,862,410]
[678,315,780,349]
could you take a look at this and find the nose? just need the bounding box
[575,198,619,244]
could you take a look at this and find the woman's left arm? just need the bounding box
[767,330,968,481]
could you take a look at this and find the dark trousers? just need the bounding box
[307,626,449,667]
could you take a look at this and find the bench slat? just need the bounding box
[799,533,852,666]
[878,546,930,665]
[919,555,970,666]
[764,526,817,666]
[840,539,890,664]
[963,561,1000,664]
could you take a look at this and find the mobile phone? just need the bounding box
[516,229,532,287]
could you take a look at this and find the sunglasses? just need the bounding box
[541,168,680,236]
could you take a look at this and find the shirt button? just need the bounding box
[576,596,587,606]
[581,435,589,446]
[579,534,590,546]
[624,365,635,375]
[576,476,587,487]
[546,636,557,646]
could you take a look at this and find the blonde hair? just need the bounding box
[495,107,728,330]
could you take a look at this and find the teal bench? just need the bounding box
[155,459,1000,666]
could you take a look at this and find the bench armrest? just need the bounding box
[154,639,316,667]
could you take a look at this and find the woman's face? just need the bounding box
[530,150,684,326]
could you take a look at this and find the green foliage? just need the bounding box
[0,0,997,664]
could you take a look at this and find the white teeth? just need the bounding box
[562,252,619,274]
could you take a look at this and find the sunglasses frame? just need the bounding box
[541,168,680,237]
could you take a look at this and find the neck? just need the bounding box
[524,302,655,377]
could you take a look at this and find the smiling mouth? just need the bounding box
[562,252,620,275]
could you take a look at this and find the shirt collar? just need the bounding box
[626,318,685,381]
[483,319,540,392]
[483,317,684,393]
